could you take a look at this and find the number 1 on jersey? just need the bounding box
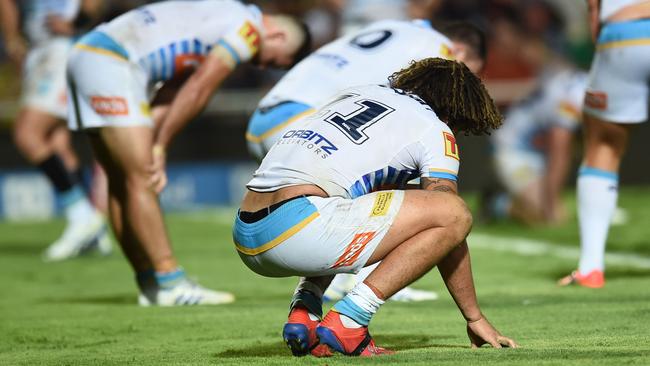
[325,99,395,144]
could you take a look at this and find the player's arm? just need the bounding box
[149,49,237,193]
[421,177,518,348]
[0,0,26,66]
[587,0,600,42]
[543,126,573,223]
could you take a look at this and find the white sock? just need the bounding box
[355,262,378,283]
[333,282,384,327]
[577,167,618,274]
[63,186,96,223]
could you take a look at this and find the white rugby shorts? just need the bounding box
[21,38,72,119]
[67,43,152,130]
[493,148,544,194]
[233,190,405,277]
[584,20,650,123]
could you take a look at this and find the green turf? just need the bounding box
[1,189,650,365]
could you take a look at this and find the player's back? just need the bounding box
[97,0,260,81]
[259,20,452,109]
[249,84,458,199]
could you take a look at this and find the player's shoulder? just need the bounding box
[349,84,449,131]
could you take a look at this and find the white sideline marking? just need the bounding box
[469,233,650,269]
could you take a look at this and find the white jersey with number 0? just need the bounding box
[258,20,453,109]
[248,85,461,199]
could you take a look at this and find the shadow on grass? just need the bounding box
[0,243,44,256]
[42,293,136,305]
[213,334,464,358]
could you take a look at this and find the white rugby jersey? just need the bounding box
[98,0,262,82]
[248,85,461,199]
[23,0,80,44]
[258,19,453,109]
[492,69,587,152]
[600,0,645,21]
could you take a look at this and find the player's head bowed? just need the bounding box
[389,57,502,135]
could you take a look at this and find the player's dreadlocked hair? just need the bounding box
[388,57,502,135]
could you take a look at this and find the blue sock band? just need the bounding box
[579,166,619,183]
[333,296,372,326]
[155,268,186,288]
[60,185,86,208]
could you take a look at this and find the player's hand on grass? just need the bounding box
[149,144,168,194]
[466,316,518,349]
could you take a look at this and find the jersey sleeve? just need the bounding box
[214,17,261,65]
[416,125,460,182]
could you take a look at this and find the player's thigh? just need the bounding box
[367,190,472,265]
[582,115,633,169]
[87,126,154,198]
[13,107,64,146]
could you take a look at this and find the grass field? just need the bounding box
[1,189,650,365]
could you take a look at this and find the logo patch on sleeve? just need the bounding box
[370,191,394,217]
[585,90,607,110]
[443,132,460,160]
[238,21,260,55]
[440,44,453,59]
[331,232,376,269]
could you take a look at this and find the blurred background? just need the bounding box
[0,0,647,222]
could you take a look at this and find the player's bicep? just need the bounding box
[420,177,458,194]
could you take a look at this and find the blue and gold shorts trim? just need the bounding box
[74,31,129,61]
[233,197,319,255]
[597,19,650,51]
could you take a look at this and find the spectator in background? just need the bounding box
[0,0,111,261]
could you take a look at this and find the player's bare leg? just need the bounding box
[89,126,177,271]
[14,108,109,260]
[317,190,473,356]
[89,126,233,306]
[560,115,632,288]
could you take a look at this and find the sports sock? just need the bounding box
[333,281,384,327]
[354,263,377,284]
[291,279,324,318]
[155,268,186,289]
[38,154,95,222]
[136,269,156,290]
[577,166,618,274]
[37,154,76,192]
